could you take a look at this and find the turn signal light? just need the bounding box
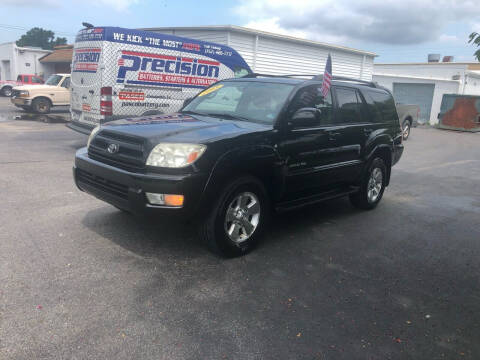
[146,192,184,207]
[164,194,184,207]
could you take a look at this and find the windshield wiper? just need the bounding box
[180,110,207,116]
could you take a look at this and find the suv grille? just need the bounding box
[12,89,21,97]
[88,130,146,171]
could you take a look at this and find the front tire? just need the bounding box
[350,157,387,210]
[402,120,411,140]
[1,86,12,97]
[200,176,269,257]
[32,98,51,114]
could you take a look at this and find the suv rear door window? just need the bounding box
[288,85,334,127]
[367,90,397,122]
[362,91,383,123]
[335,87,362,123]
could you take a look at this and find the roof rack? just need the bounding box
[242,73,379,88]
[242,73,318,79]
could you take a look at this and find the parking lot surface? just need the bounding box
[1,96,479,359]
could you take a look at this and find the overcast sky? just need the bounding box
[1,0,479,63]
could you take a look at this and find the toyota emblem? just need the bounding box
[107,143,119,154]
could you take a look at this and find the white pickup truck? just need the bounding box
[11,74,70,114]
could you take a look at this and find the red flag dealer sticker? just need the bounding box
[119,91,145,101]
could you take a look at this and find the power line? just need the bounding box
[0,24,76,36]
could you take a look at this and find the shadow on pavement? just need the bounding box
[81,197,358,261]
[14,111,70,123]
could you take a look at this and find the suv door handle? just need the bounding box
[327,131,341,140]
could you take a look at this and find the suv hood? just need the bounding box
[102,113,270,144]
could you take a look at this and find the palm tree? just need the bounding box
[468,32,480,61]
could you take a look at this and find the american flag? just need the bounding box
[320,54,332,97]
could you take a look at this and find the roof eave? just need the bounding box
[140,24,377,57]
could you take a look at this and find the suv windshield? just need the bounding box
[183,81,294,124]
[45,75,63,86]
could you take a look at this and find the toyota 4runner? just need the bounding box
[73,74,404,257]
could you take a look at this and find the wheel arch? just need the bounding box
[197,145,282,215]
[366,144,393,186]
[404,115,413,125]
[32,96,53,106]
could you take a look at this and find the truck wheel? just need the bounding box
[402,120,411,140]
[349,157,387,210]
[1,86,12,97]
[199,176,270,257]
[32,98,51,114]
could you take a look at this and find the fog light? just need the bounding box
[146,192,184,207]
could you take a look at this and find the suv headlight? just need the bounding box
[87,125,101,148]
[19,90,29,97]
[146,143,206,168]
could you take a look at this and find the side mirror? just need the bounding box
[289,107,320,128]
[182,97,193,108]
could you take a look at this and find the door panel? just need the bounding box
[277,85,341,197]
[279,127,340,195]
[330,86,367,183]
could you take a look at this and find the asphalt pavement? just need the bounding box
[0,96,479,359]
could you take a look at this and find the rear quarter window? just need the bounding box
[364,90,398,123]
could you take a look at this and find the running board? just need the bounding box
[275,186,359,212]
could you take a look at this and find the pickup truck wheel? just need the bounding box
[349,157,386,210]
[1,86,12,97]
[32,98,51,114]
[402,120,411,140]
[200,176,269,257]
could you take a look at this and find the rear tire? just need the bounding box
[350,157,387,210]
[199,176,269,257]
[402,119,411,140]
[32,98,51,114]
[1,86,12,97]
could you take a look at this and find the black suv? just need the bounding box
[74,75,404,256]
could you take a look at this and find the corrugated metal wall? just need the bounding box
[150,29,374,81]
[162,30,228,45]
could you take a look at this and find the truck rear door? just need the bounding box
[71,46,103,127]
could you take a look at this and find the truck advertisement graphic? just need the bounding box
[69,26,252,134]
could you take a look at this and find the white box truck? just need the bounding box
[68,26,252,134]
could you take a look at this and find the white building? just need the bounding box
[0,42,51,81]
[143,25,376,81]
[373,62,480,124]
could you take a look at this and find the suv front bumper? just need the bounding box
[73,147,208,218]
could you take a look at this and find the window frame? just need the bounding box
[60,77,71,89]
[286,83,336,130]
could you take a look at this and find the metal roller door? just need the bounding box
[393,83,435,124]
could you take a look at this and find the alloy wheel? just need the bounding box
[224,191,261,243]
[367,167,383,203]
